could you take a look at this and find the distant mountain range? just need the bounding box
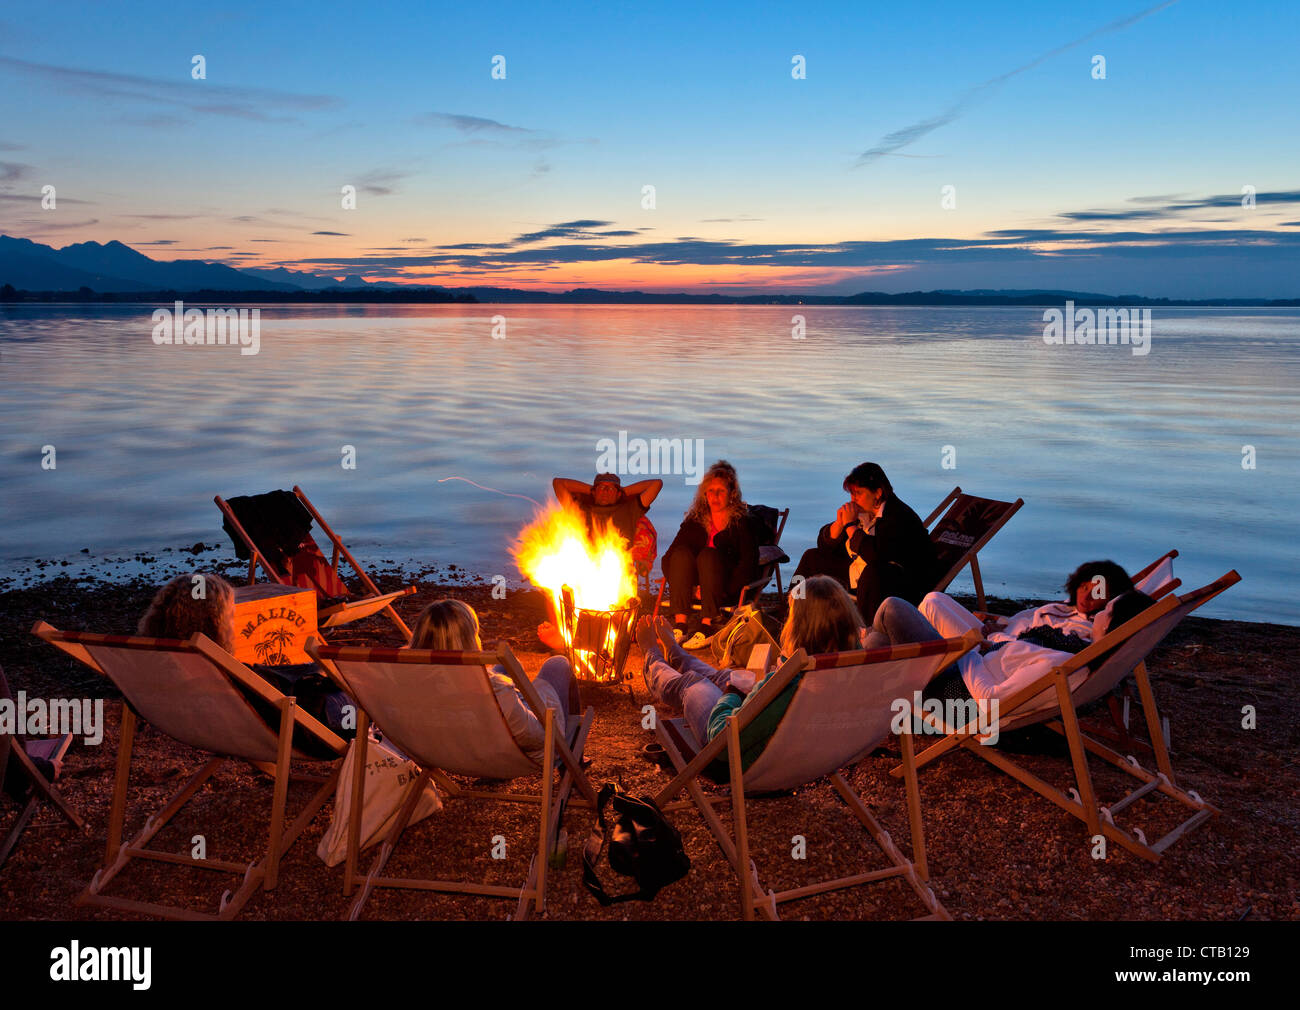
[2,235,1297,307]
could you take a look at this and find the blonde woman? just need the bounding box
[409,599,580,763]
[662,460,760,648]
[638,575,940,768]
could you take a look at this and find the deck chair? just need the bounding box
[924,487,1024,610]
[895,571,1241,863]
[216,485,416,637]
[1,667,85,869]
[653,630,982,920]
[306,639,597,920]
[31,622,346,920]
[969,549,1182,752]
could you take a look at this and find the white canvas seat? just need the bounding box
[654,631,981,920]
[308,639,597,920]
[31,622,346,920]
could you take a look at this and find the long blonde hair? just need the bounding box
[780,575,865,657]
[137,573,236,652]
[684,460,747,527]
[409,599,483,651]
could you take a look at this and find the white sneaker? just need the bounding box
[681,631,710,650]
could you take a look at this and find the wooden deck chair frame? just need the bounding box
[924,487,1024,611]
[653,632,981,921]
[215,484,416,637]
[307,638,597,921]
[893,571,1240,863]
[31,622,345,921]
[1,730,84,870]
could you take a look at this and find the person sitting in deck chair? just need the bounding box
[915,560,1155,718]
[538,473,662,651]
[410,599,582,764]
[793,462,939,624]
[137,573,355,738]
[639,575,938,760]
[662,461,759,649]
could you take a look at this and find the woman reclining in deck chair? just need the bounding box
[640,575,938,760]
[916,560,1155,718]
[137,573,355,737]
[408,600,582,764]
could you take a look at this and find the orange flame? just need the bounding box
[514,505,638,681]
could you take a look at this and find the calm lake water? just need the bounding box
[1,303,1296,624]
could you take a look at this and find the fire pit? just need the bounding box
[559,586,639,686]
[515,505,642,688]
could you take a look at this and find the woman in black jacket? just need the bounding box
[663,460,759,648]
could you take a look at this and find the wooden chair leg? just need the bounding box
[1133,661,1177,786]
[536,710,554,915]
[899,728,928,881]
[726,717,753,921]
[344,710,370,897]
[264,697,295,891]
[106,704,136,867]
[1054,670,1101,837]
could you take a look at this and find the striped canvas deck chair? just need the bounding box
[652,631,981,921]
[924,487,1024,610]
[896,571,1240,863]
[31,622,346,920]
[307,639,597,921]
[0,665,85,869]
[216,485,416,636]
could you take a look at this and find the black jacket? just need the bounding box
[816,494,938,596]
[665,510,760,586]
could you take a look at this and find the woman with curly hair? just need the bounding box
[137,572,353,737]
[136,572,236,650]
[662,460,759,649]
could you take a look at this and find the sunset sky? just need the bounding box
[1,0,1297,296]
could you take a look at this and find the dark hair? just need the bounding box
[843,462,891,496]
[1064,560,1135,603]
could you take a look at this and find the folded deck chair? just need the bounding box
[307,639,597,921]
[216,485,416,637]
[896,571,1240,863]
[652,631,982,920]
[1,666,85,869]
[31,622,346,920]
[924,488,1024,611]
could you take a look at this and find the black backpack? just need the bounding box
[582,784,690,905]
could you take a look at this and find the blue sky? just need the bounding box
[1,0,1297,295]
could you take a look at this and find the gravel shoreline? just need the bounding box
[2,562,1297,921]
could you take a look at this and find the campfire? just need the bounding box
[514,505,640,684]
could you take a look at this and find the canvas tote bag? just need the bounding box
[317,730,442,866]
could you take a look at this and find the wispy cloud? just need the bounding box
[414,112,536,135]
[0,54,342,123]
[855,0,1180,165]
